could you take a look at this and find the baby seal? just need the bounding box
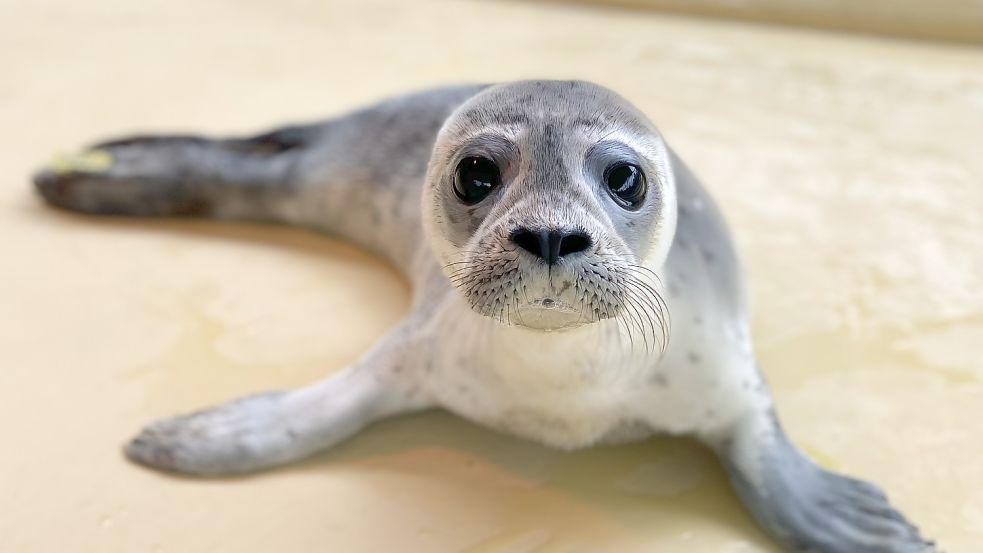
[34,81,933,552]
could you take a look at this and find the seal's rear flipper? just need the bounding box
[32,85,488,269]
[708,412,935,553]
[32,124,324,220]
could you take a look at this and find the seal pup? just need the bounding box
[34,81,933,552]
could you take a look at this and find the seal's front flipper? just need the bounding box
[124,320,430,476]
[126,368,378,476]
[32,125,321,220]
[710,413,934,553]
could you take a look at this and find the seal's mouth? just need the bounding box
[512,298,586,331]
[445,241,670,348]
[527,297,576,312]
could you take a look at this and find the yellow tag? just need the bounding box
[49,149,113,175]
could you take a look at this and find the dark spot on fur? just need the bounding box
[687,351,701,364]
[650,373,669,387]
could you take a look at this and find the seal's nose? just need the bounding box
[510,228,591,265]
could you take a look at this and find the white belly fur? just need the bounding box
[420,287,767,449]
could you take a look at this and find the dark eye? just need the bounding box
[453,156,501,204]
[604,163,646,209]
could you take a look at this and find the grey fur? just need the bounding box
[33,80,933,553]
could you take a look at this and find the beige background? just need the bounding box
[2,0,982,551]
[571,0,983,44]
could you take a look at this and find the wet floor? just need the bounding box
[1,0,982,551]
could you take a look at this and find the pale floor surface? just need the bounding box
[2,0,982,551]
[586,0,983,44]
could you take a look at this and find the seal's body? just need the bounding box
[35,81,932,553]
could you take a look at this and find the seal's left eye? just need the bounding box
[454,156,500,204]
[605,163,646,209]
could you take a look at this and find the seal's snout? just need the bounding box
[510,227,592,265]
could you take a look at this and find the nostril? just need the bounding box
[511,228,548,260]
[558,231,591,257]
[511,228,592,264]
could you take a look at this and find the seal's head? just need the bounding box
[423,81,675,342]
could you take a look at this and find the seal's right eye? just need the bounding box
[453,156,500,204]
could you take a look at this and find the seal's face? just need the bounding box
[423,81,676,341]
